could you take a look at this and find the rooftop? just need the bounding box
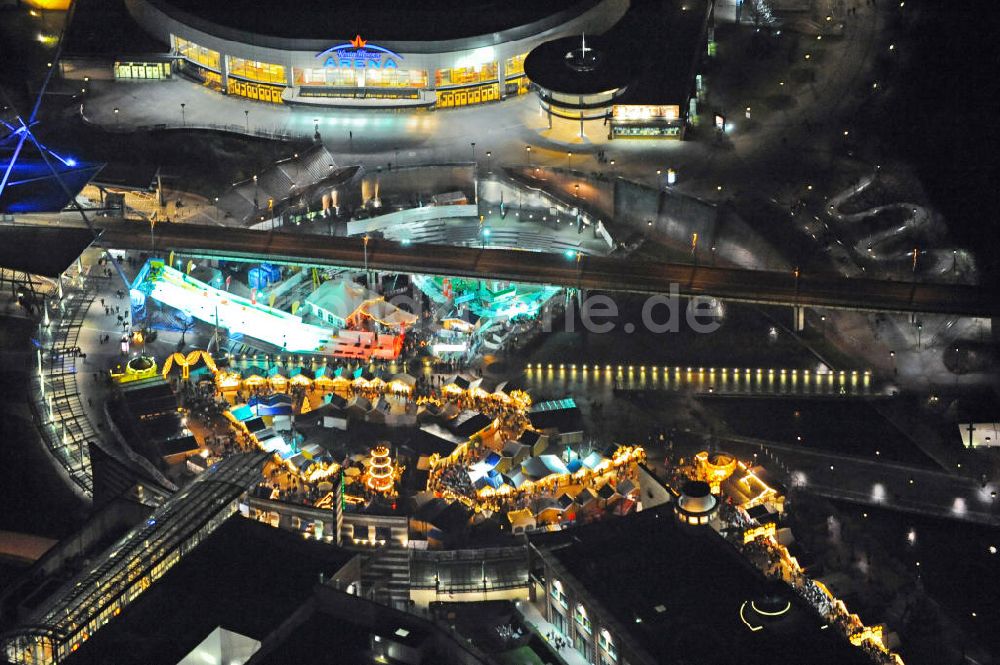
[65,512,353,664]
[5,453,269,661]
[143,0,602,44]
[523,0,710,104]
[532,506,872,665]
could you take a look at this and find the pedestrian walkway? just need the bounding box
[30,273,102,499]
[517,601,591,665]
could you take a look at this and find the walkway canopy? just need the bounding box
[0,224,98,278]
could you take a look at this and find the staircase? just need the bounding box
[361,545,411,610]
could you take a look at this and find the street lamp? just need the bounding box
[180,102,186,127]
[113,107,119,126]
[486,151,492,174]
[567,151,572,170]
[214,197,220,223]
[244,109,249,132]
[916,323,923,349]
[363,234,370,276]
[525,145,531,166]
[471,142,476,163]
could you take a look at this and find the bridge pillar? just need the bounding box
[793,306,805,332]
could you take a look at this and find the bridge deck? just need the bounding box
[94,222,997,317]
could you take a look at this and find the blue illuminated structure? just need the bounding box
[0,70,94,212]
[0,0,130,289]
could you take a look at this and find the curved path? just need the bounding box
[827,174,976,280]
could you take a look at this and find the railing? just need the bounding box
[79,104,310,142]
[29,275,100,500]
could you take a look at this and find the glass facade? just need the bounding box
[505,53,527,77]
[293,67,427,89]
[114,61,171,80]
[167,34,529,108]
[1,453,268,665]
[174,36,220,71]
[435,62,498,87]
[227,56,286,84]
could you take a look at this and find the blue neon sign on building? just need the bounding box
[316,35,403,69]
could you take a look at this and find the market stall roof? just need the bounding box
[521,455,570,480]
[448,411,493,438]
[306,278,376,320]
[444,374,482,391]
[389,373,417,387]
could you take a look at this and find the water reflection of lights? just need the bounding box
[523,363,872,395]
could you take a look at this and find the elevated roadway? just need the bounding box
[93,221,997,316]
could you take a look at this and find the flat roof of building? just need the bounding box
[65,513,353,665]
[532,506,872,665]
[249,585,480,665]
[144,0,602,43]
[524,35,634,96]
[614,0,711,105]
[524,0,710,104]
[9,453,268,661]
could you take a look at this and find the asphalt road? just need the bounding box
[92,221,998,317]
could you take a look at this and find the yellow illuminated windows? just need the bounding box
[435,62,498,87]
[227,56,286,85]
[505,53,527,77]
[293,67,426,88]
[173,36,220,71]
